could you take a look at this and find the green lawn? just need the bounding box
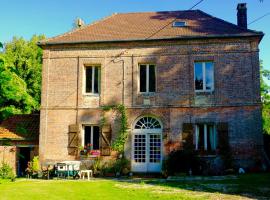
[0,173,269,200]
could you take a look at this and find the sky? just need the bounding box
[1,0,269,72]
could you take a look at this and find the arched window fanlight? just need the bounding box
[134,116,161,129]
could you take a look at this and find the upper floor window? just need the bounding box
[195,124,217,152]
[194,62,214,92]
[85,66,100,94]
[139,64,156,93]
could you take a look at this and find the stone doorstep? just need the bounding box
[167,175,238,181]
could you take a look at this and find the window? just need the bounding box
[194,62,214,92]
[172,21,187,27]
[139,64,156,93]
[195,124,217,152]
[83,126,100,150]
[134,116,161,129]
[85,66,100,94]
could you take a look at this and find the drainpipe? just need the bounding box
[76,56,80,124]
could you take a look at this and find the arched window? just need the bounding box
[134,116,161,129]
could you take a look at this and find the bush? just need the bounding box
[163,149,201,176]
[0,162,15,179]
[92,157,130,177]
[25,156,40,178]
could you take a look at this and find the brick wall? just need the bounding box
[0,146,16,172]
[39,37,263,169]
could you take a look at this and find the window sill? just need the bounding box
[83,93,100,97]
[138,92,156,97]
[195,90,214,95]
[195,150,217,157]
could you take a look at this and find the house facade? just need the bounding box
[38,4,265,172]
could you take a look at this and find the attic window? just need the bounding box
[172,21,186,27]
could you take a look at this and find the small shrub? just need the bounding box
[112,157,130,174]
[95,157,131,176]
[0,162,15,179]
[25,156,40,178]
[163,149,200,176]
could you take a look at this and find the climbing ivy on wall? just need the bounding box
[100,104,128,153]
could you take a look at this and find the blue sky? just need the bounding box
[1,0,269,72]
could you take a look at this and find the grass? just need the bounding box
[0,173,269,200]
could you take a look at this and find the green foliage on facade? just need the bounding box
[101,104,128,153]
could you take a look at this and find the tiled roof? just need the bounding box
[40,10,263,45]
[0,114,39,141]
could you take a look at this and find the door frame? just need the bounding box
[131,128,163,173]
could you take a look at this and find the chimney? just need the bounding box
[237,3,247,29]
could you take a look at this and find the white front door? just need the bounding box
[132,132,162,172]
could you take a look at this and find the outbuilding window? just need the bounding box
[194,62,214,92]
[139,64,156,93]
[85,66,100,94]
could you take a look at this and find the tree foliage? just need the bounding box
[2,35,45,103]
[0,60,37,120]
[0,35,44,120]
[261,61,270,135]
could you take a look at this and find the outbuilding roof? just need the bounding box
[0,114,39,141]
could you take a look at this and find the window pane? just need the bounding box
[205,62,214,90]
[94,67,100,93]
[207,125,216,151]
[149,65,156,92]
[85,67,92,93]
[198,124,204,150]
[194,63,203,90]
[84,126,91,146]
[93,126,100,150]
[140,65,146,92]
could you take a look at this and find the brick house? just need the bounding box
[0,114,39,175]
[38,4,265,173]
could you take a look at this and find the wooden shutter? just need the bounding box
[101,125,111,156]
[217,122,233,168]
[182,123,194,150]
[217,122,229,149]
[68,124,80,156]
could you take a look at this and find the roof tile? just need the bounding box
[41,10,263,45]
[0,114,39,140]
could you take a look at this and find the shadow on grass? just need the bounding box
[114,173,270,199]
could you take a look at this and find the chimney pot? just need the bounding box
[237,3,247,29]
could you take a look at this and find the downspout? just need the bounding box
[188,51,192,123]
[43,51,50,162]
[131,54,134,106]
[76,56,80,124]
[112,54,125,105]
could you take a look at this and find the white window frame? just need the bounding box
[83,65,100,95]
[82,125,100,149]
[139,64,156,93]
[195,124,217,151]
[194,61,214,92]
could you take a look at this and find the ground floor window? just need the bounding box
[83,126,100,150]
[195,124,217,152]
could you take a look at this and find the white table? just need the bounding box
[79,170,93,180]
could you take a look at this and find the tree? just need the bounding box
[1,35,45,105]
[261,61,270,134]
[0,60,37,120]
